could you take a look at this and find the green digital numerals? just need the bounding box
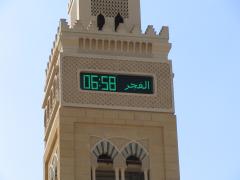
[101,76,109,91]
[83,75,91,89]
[82,74,117,92]
[109,76,117,91]
[81,72,153,94]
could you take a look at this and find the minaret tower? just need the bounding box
[42,0,180,180]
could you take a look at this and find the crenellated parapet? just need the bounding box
[45,19,171,87]
[43,18,172,139]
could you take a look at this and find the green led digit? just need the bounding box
[109,76,117,91]
[83,75,91,89]
[101,75,109,91]
[91,75,99,90]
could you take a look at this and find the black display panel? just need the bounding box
[80,72,154,94]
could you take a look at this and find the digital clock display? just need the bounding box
[80,72,154,94]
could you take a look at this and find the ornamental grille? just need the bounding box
[91,0,129,18]
[61,57,173,112]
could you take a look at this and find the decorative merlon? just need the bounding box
[59,19,69,32]
[57,19,169,40]
[159,26,169,40]
[145,25,157,36]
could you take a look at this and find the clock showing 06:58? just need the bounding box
[80,72,154,94]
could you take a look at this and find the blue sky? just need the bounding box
[0,0,240,180]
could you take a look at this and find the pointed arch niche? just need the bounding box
[91,140,119,180]
[90,139,150,180]
[115,13,124,31]
[121,142,150,180]
[97,13,105,31]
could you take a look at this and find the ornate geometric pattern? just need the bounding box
[61,57,173,111]
[92,140,118,159]
[91,0,129,18]
[90,138,150,170]
[121,142,148,161]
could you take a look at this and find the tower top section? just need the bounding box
[68,0,141,31]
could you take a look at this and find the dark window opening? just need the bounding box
[125,171,144,180]
[126,156,142,165]
[98,154,113,164]
[115,13,124,31]
[96,170,115,180]
[97,13,105,30]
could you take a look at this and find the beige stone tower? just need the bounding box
[42,0,180,180]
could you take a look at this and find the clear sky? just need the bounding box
[0,0,239,180]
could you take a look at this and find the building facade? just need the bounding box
[42,0,180,180]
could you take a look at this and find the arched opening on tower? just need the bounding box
[125,156,144,180]
[97,13,105,31]
[115,13,124,31]
[96,154,115,180]
[121,142,149,180]
[92,141,117,180]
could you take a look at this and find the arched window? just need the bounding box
[96,154,115,180]
[97,13,105,31]
[92,140,118,180]
[125,156,144,180]
[115,13,124,31]
[122,142,149,180]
